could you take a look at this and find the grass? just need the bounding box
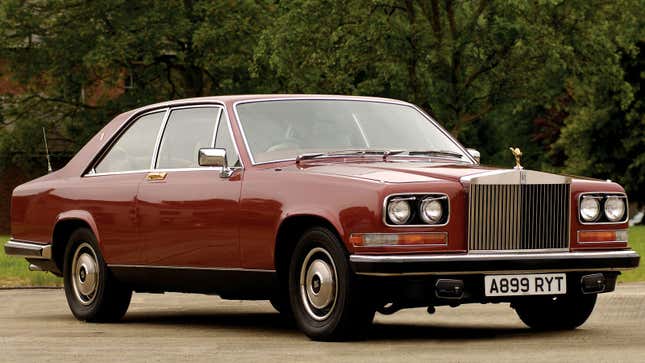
[0,235,62,288]
[619,225,645,282]
[1,227,644,287]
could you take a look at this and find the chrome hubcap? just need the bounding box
[71,242,99,305]
[300,247,337,321]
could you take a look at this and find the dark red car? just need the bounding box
[5,95,639,340]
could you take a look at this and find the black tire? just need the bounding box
[288,227,375,341]
[513,293,597,330]
[63,228,132,322]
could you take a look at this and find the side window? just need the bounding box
[214,112,241,167]
[95,111,165,173]
[156,107,219,169]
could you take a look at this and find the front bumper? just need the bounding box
[350,250,640,276]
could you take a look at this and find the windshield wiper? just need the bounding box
[382,149,465,161]
[296,149,465,164]
[296,149,390,164]
[408,150,464,158]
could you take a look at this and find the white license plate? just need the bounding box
[484,273,566,297]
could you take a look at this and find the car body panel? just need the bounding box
[6,95,637,295]
[137,168,243,268]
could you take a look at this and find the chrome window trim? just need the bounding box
[154,167,226,173]
[382,192,451,227]
[232,97,476,166]
[214,107,243,169]
[84,169,151,178]
[577,192,629,225]
[84,100,245,177]
[211,108,223,147]
[150,108,172,169]
[89,108,169,176]
[152,105,223,170]
[576,229,629,244]
[85,166,236,178]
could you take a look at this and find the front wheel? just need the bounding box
[513,293,597,330]
[288,227,375,341]
[63,228,132,322]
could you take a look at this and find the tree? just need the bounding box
[1,0,643,205]
[553,42,645,204]
[0,0,274,172]
[254,0,642,170]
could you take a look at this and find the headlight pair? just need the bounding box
[385,194,449,226]
[579,194,627,223]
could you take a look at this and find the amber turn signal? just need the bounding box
[350,232,447,247]
[578,230,628,243]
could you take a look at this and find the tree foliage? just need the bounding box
[0,0,274,170]
[0,0,643,203]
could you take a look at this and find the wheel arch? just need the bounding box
[52,211,100,272]
[274,213,346,281]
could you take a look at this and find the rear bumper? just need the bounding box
[4,239,52,260]
[350,250,640,276]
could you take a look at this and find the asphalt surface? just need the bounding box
[2,284,645,362]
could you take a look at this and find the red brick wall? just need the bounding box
[0,165,30,235]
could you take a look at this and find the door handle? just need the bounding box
[145,171,167,181]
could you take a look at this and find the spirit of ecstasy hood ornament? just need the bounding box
[509,147,523,169]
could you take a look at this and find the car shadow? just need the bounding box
[368,322,559,341]
[108,311,569,341]
[122,310,297,334]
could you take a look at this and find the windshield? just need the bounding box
[235,99,470,164]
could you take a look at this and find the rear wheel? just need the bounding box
[289,227,375,341]
[63,228,132,322]
[513,293,597,330]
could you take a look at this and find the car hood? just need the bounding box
[290,161,501,184]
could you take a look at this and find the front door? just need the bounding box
[137,106,243,268]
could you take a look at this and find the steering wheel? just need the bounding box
[266,140,301,152]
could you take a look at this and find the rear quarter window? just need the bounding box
[95,111,165,174]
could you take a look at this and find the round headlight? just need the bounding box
[387,199,411,225]
[604,196,625,222]
[420,198,443,224]
[580,197,600,222]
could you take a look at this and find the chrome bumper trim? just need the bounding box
[4,239,52,260]
[351,250,639,263]
[350,250,640,276]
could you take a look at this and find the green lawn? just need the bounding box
[0,235,62,287]
[1,227,644,287]
[619,225,645,282]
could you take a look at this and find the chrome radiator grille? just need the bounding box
[468,184,570,251]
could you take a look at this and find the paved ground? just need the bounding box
[1,284,645,362]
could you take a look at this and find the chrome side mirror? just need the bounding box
[198,148,233,177]
[466,148,480,164]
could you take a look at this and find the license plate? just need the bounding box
[484,273,566,297]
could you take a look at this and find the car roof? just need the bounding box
[128,94,409,115]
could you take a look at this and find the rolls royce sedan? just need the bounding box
[4,95,639,341]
